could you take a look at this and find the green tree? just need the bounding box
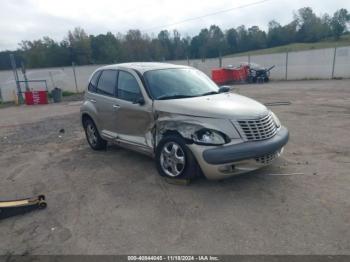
[236,25,249,52]
[67,27,92,65]
[173,30,186,60]
[90,32,121,64]
[207,25,226,57]
[295,7,324,42]
[226,28,238,53]
[247,26,267,49]
[331,8,350,39]
[190,35,200,58]
[123,29,151,61]
[267,20,283,47]
[157,30,172,60]
[281,20,298,44]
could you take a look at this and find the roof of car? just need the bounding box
[99,62,190,74]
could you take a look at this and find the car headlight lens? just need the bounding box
[192,129,229,145]
[271,111,281,128]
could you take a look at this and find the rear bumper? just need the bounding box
[203,126,289,165]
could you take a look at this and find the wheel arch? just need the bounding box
[81,112,100,131]
[154,128,193,151]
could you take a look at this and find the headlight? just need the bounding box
[192,129,229,145]
[271,111,281,128]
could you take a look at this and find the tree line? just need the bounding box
[0,7,349,70]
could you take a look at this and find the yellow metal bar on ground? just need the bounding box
[0,199,31,208]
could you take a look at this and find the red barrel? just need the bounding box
[24,91,48,105]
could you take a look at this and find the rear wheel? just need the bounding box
[83,118,107,150]
[156,135,199,179]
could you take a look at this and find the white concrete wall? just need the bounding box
[287,48,334,80]
[333,46,350,78]
[168,58,220,76]
[0,70,15,102]
[250,53,287,80]
[169,59,188,66]
[222,56,249,69]
[1,46,350,102]
[190,58,219,76]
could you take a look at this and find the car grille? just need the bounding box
[255,152,278,164]
[237,114,277,141]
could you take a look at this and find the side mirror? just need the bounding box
[218,86,231,93]
[133,97,145,105]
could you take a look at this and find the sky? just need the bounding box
[0,0,349,51]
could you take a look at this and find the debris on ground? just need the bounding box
[264,101,292,106]
[0,195,47,220]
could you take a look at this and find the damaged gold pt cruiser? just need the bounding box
[81,63,289,180]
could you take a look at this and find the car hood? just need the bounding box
[154,92,269,119]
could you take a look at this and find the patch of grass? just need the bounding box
[62,91,76,97]
[225,35,350,58]
[48,90,80,98]
[0,101,15,109]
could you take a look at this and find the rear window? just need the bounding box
[88,71,101,92]
[96,70,117,97]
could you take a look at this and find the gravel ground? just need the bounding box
[0,80,349,255]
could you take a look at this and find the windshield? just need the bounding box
[144,68,219,100]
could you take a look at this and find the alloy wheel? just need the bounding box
[160,141,186,177]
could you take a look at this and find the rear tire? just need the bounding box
[156,135,199,179]
[83,118,107,150]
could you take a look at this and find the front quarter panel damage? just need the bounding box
[153,112,241,148]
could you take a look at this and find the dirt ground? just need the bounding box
[0,80,349,255]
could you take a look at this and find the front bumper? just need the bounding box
[188,126,289,180]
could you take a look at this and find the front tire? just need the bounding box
[156,135,199,179]
[83,118,107,150]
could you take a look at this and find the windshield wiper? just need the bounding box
[200,91,219,96]
[157,94,196,100]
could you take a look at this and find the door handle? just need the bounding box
[89,99,97,103]
[112,104,121,110]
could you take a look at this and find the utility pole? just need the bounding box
[21,61,30,92]
[72,62,79,93]
[285,51,289,81]
[331,47,337,79]
[10,54,24,104]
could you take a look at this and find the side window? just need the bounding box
[117,71,142,102]
[88,71,101,92]
[96,70,117,96]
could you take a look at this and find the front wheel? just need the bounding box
[155,135,199,179]
[83,118,107,150]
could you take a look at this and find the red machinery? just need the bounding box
[212,65,249,85]
[212,64,274,85]
[211,68,232,85]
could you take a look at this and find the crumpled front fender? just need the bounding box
[154,112,241,147]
